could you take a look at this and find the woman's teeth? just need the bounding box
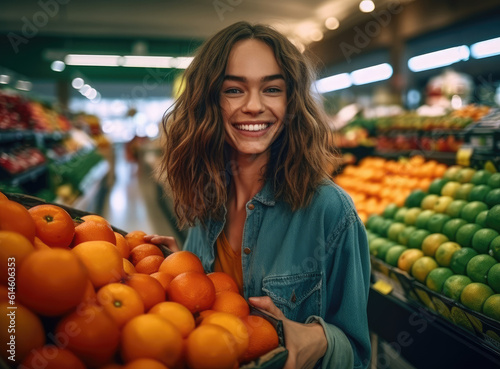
[234,123,269,131]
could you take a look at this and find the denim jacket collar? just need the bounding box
[253,180,276,207]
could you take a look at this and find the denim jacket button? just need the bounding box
[247,203,255,210]
[243,247,251,254]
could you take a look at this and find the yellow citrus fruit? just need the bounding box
[483,294,500,321]
[398,249,424,272]
[460,282,494,312]
[411,256,438,283]
[421,233,449,257]
[435,242,461,267]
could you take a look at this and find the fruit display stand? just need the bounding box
[2,192,288,369]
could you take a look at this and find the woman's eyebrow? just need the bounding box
[223,74,285,82]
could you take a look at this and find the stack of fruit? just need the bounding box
[335,155,447,223]
[0,193,281,369]
[366,165,500,325]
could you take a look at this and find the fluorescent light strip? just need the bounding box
[123,56,173,68]
[408,45,470,72]
[64,54,193,69]
[351,63,393,85]
[315,73,352,93]
[65,54,121,67]
[471,37,500,59]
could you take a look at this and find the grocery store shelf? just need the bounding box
[368,288,500,369]
[8,164,48,186]
[374,150,457,165]
[0,130,69,144]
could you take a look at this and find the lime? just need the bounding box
[398,249,424,272]
[426,267,454,292]
[379,219,394,238]
[387,222,406,242]
[456,223,482,248]
[475,210,489,227]
[383,203,400,219]
[366,214,384,232]
[487,263,500,293]
[369,237,389,256]
[469,185,492,202]
[415,209,435,229]
[443,165,462,181]
[456,168,476,183]
[443,275,472,301]
[460,201,489,223]
[427,213,451,233]
[404,207,422,226]
[455,183,475,201]
[442,218,467,241]
[470,170,493,185]
[428,178,448,195]
[483,294,500,320]
[422,233,449,257]
[408,229,431,249]
[485,188,500,208]
[411,256,438,283]
[441,181,461,198]
[487,173,500,189]
[460,282,494,312]
[385,245,408,267]
[394,207,408,223]
[398,225,416,246]
[450,306,475,332]
[445,199,467,218]
[490,236,500,262]
[471,228,499,254]
[421,194,439,210]
[450,247,479,275]
[434,196,454,213]
[486,205,500,232]
[378,242,398,261]
[405,190,427,208]
[466,254,497,283]
[435,241,462,267]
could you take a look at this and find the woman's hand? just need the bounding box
[248,296,327,369]
[143,234,180,253]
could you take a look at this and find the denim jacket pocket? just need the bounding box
[262,272,322,322]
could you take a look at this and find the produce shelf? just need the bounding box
[5,164,48,187]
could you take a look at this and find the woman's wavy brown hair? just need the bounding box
[157,21,340,229]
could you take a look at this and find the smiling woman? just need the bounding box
[150,21,371,369]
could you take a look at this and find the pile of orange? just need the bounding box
[335,155,447,223]
[0,192,280,368]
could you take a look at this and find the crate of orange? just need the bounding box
[0,191,288,369]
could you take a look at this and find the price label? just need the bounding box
[372,280,393,295]
[457,147,473,167]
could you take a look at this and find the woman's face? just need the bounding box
[220,39,287,158]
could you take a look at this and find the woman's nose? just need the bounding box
[242,91,264,114]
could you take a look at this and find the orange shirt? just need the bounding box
[214,232,243,294]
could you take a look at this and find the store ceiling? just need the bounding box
[0,0,397,99]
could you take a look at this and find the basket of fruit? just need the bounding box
[0,191,288,369]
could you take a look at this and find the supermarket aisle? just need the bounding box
[101,143,179,238]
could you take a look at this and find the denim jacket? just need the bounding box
[184,180,371,369]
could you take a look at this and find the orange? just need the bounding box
[0,285,8,301]
[123,273,166,311]
[150,271,174,293]
[28,204,75,248]
[121,314,183,368]
[0,230,34,284]
[201,311,249,360]
[159,250,205,277]
[115,232,131,259]
[33,236,52,250]
[207,272,239,294]
[212,291,250,318]
[149,301,195,338]
[81,279,97,306]
[186,324,239,369]
[0,301,45,365]
[97,283,145,327]
[125,230,148,250]
[99,364,123,369]
[0,192,7,201]
[169,271,216,314]
[195,309,217,325]
[129,243,164,265]
[17,249,88,316]
[20,346,86,369]
[135,255,164,274]
[55,304,120,368]
[72,240,125,288]
[72,219,117,247]
[124,359,169,369]
[81,214,112,226]
[123,258,136,275]
[240,315,279,363]
[0,199,36,242]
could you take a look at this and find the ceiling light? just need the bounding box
[122,56,173,68]
[0,75,10,84]
[79,84,91,95]
[408,45,469,72]
[51,60,65,72]
[315,73,352,93]
[325,17,340,30]
[65,54,121,67]
[72,77,84,89]
[310,29,324,42]
[359,0,375,13]
[170,57,194,69]
[470,37,500,59]
[351,63,393,85]
[15,80,32,91]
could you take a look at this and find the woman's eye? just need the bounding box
[265,87,282,93]
[224,88,241,94]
